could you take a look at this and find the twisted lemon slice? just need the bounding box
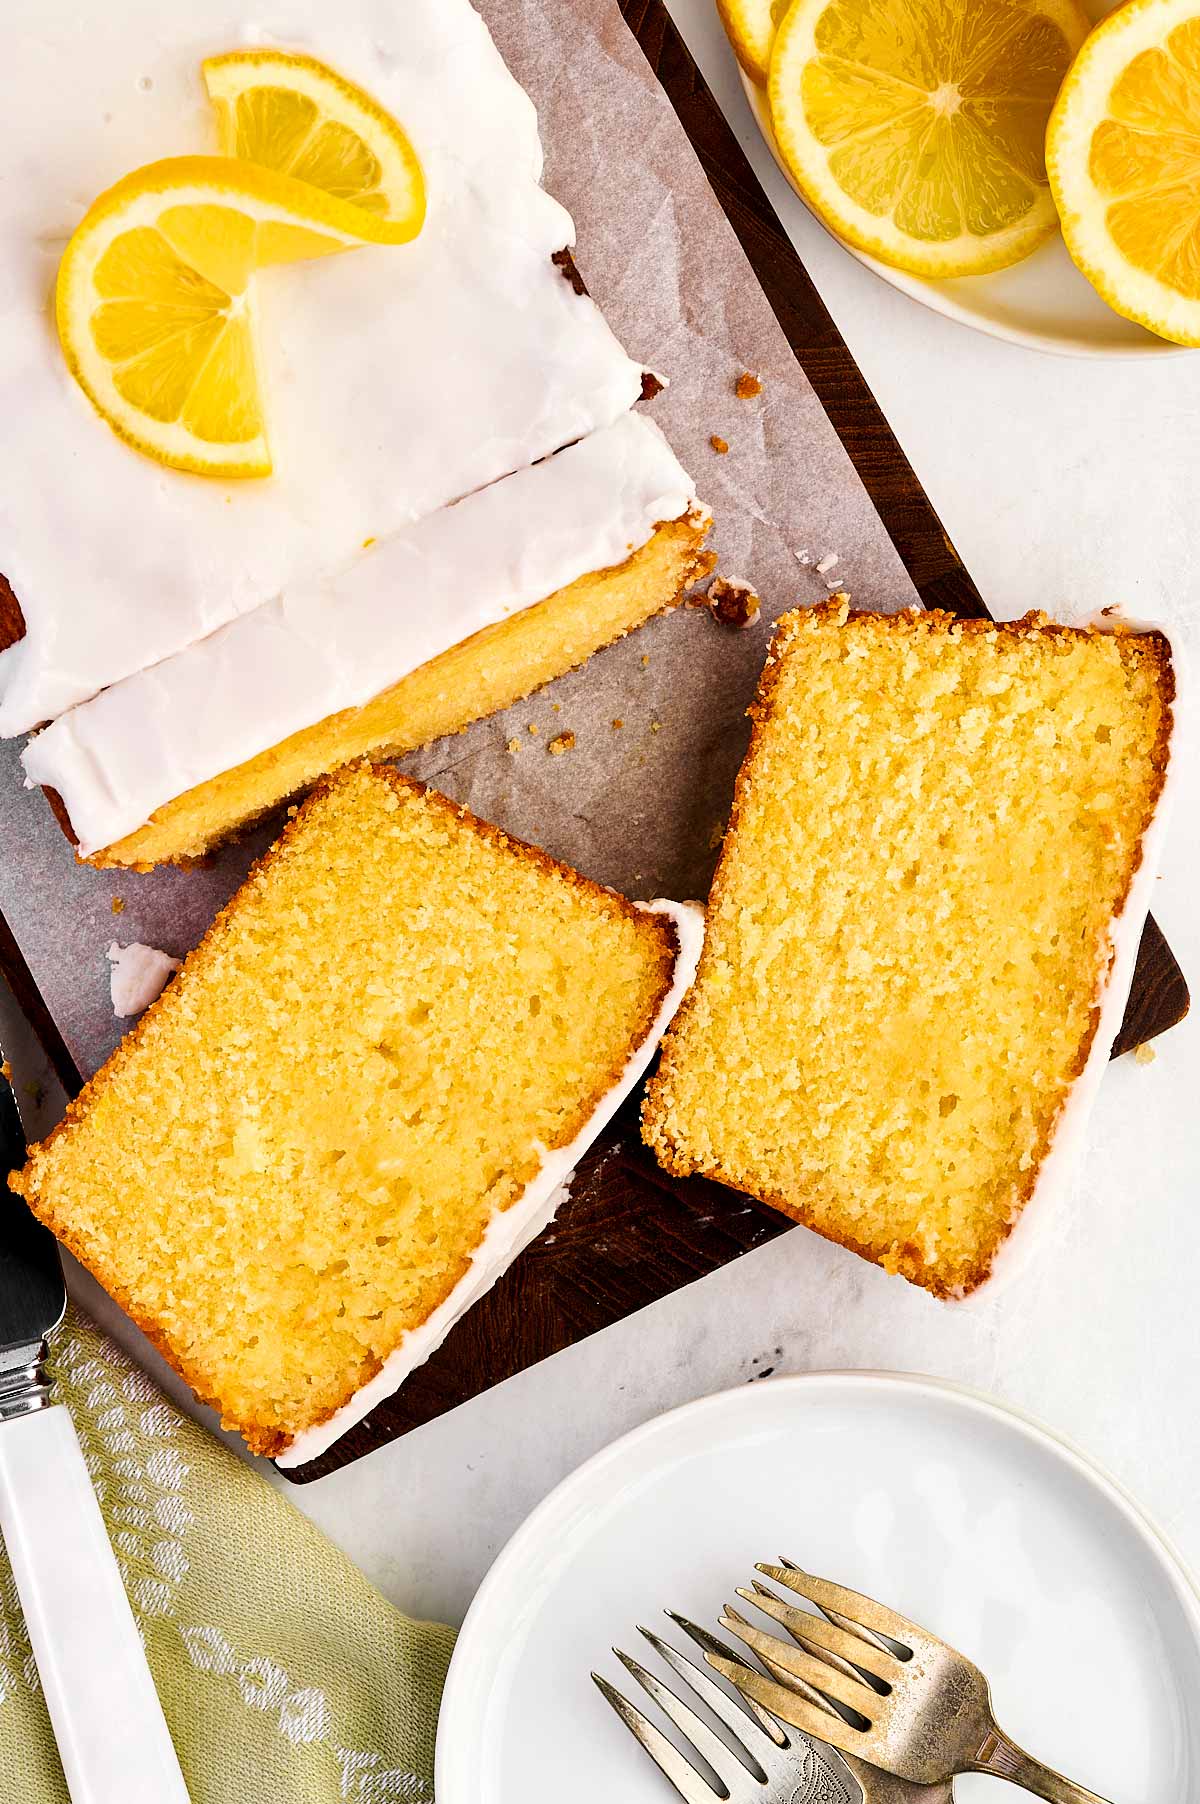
[203,49,426,233]
[57,54,425,478]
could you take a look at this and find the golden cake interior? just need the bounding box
[67,511,712,869]
[14,763,678,1454]
[643,602,1173,1298]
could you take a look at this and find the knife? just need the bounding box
[0,1059,190,1803]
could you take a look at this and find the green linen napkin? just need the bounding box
[0,1310,456,1803]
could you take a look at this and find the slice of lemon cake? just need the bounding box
[642,601,1177,1298]
[12,764,702,1462]
[24,413,710,867]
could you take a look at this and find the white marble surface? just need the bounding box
[5,0,1198,1633]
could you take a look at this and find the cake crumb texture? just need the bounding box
[15,764,677,1454]
[643,601,1173,1297]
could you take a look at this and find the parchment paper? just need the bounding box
[0,0,919,1080]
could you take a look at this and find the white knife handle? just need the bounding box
[0,1403,190,1804]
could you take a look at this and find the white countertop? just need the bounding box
[6,0,1198,1631]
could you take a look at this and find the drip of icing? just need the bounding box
[107,942,180,1017]
[24,414,701,855]
[955,612,1185,1304]
[0,0,645,733]
[276,898,704,1468]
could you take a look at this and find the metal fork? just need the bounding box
[706,1560,1111,1802]
[593,1613,953,1803]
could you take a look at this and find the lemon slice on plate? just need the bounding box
[56,154,413,477]
[1048,0,1200,345]
[768,0,1090,278]
[203,49,425,237]
[716,0,791,84]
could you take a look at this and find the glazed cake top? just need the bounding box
[0,0,645,734]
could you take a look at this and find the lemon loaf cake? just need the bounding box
[2,0,709,867]
[642,601,1177,1298]
[12,764,703,1461]
[24,413,710,867]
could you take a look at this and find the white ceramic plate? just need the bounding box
[437,1373,1200,1803]
[737,0,1186,361]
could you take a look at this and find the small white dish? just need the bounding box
[736,0,1188,361]
[437,1372,1200,1803]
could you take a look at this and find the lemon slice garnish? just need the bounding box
[768,0,1090,278]
[203,49,426,237]
[1048,0,1200,344]
[56,151,419,478]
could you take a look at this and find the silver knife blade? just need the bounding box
[0,1064,64,1412]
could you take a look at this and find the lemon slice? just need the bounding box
[55,154,408,477]
[1048,0,1200,344]
[715,0,791,84]
[768,0,1090,277]
[203,49,425,238]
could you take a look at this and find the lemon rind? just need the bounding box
[715,0,776,85]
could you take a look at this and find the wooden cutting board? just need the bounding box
[0,0,1186,1481]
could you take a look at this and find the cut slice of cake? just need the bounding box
[642,600,1177,1298]
[24,413,711,868]
[12,764,702,1462]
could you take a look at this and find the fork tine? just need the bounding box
[717,1608,876,1721]
[614,1649,764,1800]
[758,1564,920,1651]
[778,1557,912,1660]
[703,1652,867,1762]
[664,1613,788,1746]
[737,1586,894,1684]
[592,1673,722,1804]
[637,1626,780,1772]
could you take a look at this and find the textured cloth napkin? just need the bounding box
[0,1311,456,1803]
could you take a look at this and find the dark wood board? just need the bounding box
[1,0,1186,1481]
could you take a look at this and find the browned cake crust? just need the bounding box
[13,764,680,1454]
[642,600,1175,1298]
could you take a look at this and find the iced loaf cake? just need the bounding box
[3,0,710,863]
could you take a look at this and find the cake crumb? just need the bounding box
[0,1060,11,1082]
[552,702,561,713]
[361,536,376,550]
[710,435,729,455]
[708,575,761,630]
[735,370,763,399]
[816,551,840,576]
[506,737,521,755]
[611,718,624,731]
[547,731,575,756]
[708,819,726,850]
[651,721,662,734]
[111,897,126,915]
[527,722,539,736]
[1134,1041,1157,1066]
[641,654,650,668]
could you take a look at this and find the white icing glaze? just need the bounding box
[276,898,704,1468]
[956,612,1184,1305]
[24,414,700,855]
[0,0,645,733]
[106,941,180,1017]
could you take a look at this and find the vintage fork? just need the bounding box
[593,1612,954,1803]
[707,1560,1111,1802]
